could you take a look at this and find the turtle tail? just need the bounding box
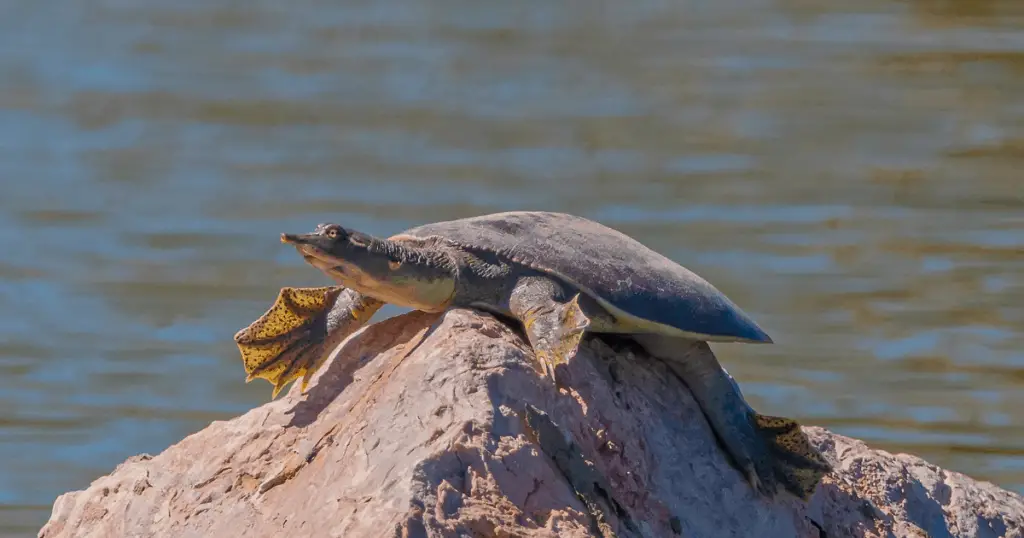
[753,413,833,500]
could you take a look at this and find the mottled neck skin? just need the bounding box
[286,223,531,314]
[356,235,531,310]
[320,235,460,312]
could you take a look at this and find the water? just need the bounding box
[2,0,1023,533]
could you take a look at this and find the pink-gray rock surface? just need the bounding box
[39,309,1024,538]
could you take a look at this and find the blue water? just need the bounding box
[1,0,1023,533]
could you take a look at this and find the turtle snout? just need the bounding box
[280,231,333,248]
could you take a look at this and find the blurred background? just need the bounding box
[1,0,1023,533]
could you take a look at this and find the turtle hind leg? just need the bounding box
[634,335,830,500]
[508,276,592,382]
[234,286,383,398]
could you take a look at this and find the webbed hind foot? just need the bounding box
[754,413,833,500]
[636,335,832,500]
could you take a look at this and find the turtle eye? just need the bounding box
[320,224,346,240]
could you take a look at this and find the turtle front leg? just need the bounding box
[509,276,592,382]
[234,287,384,398]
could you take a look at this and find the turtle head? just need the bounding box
[281,223,456,311]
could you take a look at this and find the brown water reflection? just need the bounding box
[0,0,1022,534]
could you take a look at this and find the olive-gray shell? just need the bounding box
[401,211,772,343]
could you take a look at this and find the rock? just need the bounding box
[39,309,1024,538]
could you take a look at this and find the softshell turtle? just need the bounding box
[234,211,831,499]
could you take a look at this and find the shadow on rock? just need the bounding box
[285,310,441,428]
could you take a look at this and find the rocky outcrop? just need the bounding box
[39,309,1024,538]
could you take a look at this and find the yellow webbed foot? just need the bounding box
[754,413,833,500]
[234,286,344,398]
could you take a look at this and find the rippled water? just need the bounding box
[2,0,1023,533]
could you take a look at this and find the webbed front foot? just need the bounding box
[234,286,382,398]
[533,294,590,382]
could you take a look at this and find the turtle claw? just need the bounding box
[535,350,560,384]
[742,464,773,498]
